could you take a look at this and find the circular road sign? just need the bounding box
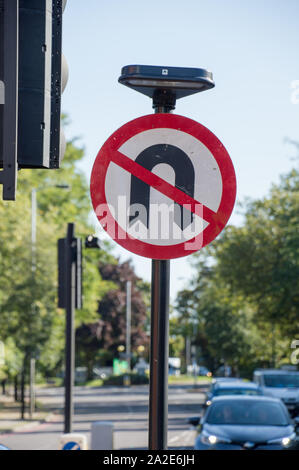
[90,114,236,260]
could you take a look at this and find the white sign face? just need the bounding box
[105,128,222,246]
[90,114,236,260]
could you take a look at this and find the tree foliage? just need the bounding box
[174,165,299,376]
[216,168,299,338]
[76,260,150,377]
[0,130,113,383]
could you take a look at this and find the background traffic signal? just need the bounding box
[0,0,68,200]
[58,231,82,310]
[85,235,101,249]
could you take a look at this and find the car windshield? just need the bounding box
[263,374,299,388]
[206,400,289,426]
[214,388,259,396]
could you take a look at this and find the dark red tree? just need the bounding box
[98,260,149,355]
[76,260,149,374]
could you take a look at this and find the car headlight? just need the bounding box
[267,432,296,447]
[201,430,231,445]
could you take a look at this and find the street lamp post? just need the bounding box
[126,281,132,371]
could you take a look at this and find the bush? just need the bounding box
[102,373,149,386]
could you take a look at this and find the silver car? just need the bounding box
[253,369,299,417]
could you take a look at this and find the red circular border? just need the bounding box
[90,114,237,260]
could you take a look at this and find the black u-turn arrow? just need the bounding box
[129,144,195,230]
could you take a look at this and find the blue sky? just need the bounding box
[62,0,299,300]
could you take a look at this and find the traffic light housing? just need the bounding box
[0,0,68,200]
[85,235,101,249]
[17,0,68,169]
[58,231,82,310]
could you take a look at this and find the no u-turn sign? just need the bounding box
[90,114,236,259]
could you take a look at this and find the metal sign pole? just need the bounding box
[149,259,170,450]
[148,104,171,450]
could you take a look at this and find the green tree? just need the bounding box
[174,165,299,376]
[175,253,255,376]
[216,168,299,340]
[0,126,115,411]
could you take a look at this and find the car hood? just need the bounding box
[203,423,293,443]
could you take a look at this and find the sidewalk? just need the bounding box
[0,390,57,434]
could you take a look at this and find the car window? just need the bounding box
[254,375,261,386]
[214,388,260,396]
[206,400,289,426]
[263,374,299,388]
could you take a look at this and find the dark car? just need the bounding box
[206,377,242,397]
[204,379,261,407]
[190,396,299,450]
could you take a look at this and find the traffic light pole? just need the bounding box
[64,223,76,434]
[58,222,84,434]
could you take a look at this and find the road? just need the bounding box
[0,383,207,450]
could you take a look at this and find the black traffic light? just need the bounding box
[85,235,101,249]
[0,0,68,200]
[17,0,68,169]
[58,227,82,310]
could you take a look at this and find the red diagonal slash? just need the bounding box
[110,150,225,229]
